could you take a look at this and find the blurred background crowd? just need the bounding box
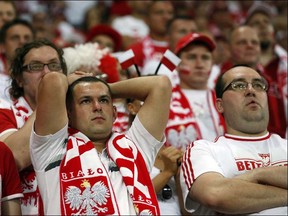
[3,0,286,51]
[0,1,287,215]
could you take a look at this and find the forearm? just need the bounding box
[194,178,287,214]
[110,76,171,101]
[152,170,174,193]
[35,72,68,136]
[110,76,171,140]
[219,181,287,214]
[255,166,287,189]
[236,166,288,189]
[4,112,36,171]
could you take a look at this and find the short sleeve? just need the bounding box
[0,142,23,202]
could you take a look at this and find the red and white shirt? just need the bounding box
[0,142,23,214]
[180,132,288,215]
[165,86,225,151]
[0,97,43,215]
[30,116,164,215]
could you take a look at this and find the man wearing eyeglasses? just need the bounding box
[179,65,287,215]
[0,39,67,215]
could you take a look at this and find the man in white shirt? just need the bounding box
[180,66,287,215]
[30,70,172,214]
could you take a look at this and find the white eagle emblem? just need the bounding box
[64,179,110,215]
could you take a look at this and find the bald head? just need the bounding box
[229,26,261,68]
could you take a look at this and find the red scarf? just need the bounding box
[60,129,159,215]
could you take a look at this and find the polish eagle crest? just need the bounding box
[64,179,110,215]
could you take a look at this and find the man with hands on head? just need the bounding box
[180,65,287,215]
[30,68,172,215]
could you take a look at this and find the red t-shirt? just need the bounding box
[0,142,23,202]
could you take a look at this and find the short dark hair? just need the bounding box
[215,64,267,98]
[10,39,67,99]
[0,18,35,43]
[66,76,112,108]
[215,72,226,99]
[166,15,194,33]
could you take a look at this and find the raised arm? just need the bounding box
[190,172,287,214]
[110,75,172,141]
[34,72,69,136]
[34,71,96,136]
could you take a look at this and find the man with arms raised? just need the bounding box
[30,70,172,214]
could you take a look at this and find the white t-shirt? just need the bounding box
[30,116,164,215]
[180,133,288,215]
[0,74,11,104]
[182,89,221,141]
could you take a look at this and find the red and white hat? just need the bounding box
[175,33,216,55]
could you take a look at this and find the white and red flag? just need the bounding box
[118,49,136,70]
[155,49,181,74]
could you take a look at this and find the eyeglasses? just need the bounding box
[22,62,62,72]
[222,79,268,94]
[161,184,172,200]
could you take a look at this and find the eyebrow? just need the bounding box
[29,58,60,63]
[229,77,263,83]
[78,94,111,101]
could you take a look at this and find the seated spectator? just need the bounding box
[30,71,172,214]
[180,66,287,215]
[165,32,225,151]
[0,39,67,215]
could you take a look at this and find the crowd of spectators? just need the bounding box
[0,0,287,215]
[6,1,286,51]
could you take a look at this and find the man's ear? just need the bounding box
[127,102,137,115]
[216,98,224,114]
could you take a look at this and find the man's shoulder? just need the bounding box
[0,99,12,109]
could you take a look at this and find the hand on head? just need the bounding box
[67,71,94,85]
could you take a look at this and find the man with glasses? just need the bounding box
[0,39,67,215]
[179,65,287,215]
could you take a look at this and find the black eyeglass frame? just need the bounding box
[22,62,62,72]
[222,79,268,95]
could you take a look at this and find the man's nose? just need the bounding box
[244,83,256,96]
[43,65,50,74]
[93,100,102,111]
[195,57,204,67]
